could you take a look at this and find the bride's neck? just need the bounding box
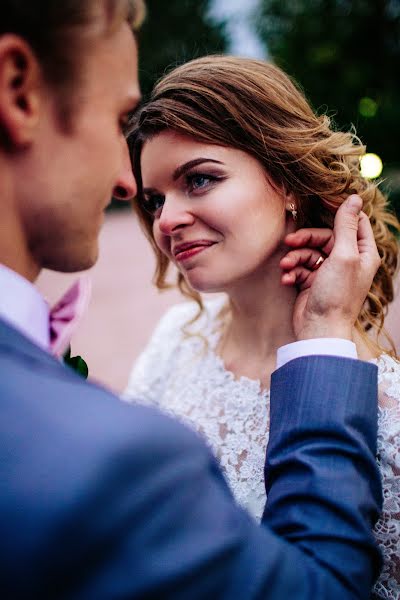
[219,251,297,362]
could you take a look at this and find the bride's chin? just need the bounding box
[183,274,226,294]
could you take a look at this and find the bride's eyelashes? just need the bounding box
[141,171,227,218]
[140,193,165,218]
[185,171,226,195]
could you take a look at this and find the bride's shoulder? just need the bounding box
[371,355,400,597]
[372,353,400,412]
[159,301,200,327]
[156,299,208,332]
[156,295,226,337]
[373,353,400,382]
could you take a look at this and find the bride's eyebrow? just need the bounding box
[173,158,223,181]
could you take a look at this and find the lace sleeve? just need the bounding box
[122,302,197,408]
[373,355,400,599]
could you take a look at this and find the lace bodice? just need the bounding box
[124,299,400,599]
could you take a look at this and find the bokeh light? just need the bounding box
[360,153,383,179]
[359,97,378,118]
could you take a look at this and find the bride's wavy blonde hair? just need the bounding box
[129,55,400,356]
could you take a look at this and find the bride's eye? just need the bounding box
[140,193,165,218]
[187,173,217,193]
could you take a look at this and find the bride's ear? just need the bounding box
[284,191,298,223]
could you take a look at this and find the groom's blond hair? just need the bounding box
[0,0,146,117]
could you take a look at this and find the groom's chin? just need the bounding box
[41,242,99,274]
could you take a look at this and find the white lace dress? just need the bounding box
[124,298,400,599]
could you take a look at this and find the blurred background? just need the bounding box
[38,0,400,392]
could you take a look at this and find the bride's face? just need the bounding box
[140,130,291,293]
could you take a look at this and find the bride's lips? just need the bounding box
[173,240,216,262]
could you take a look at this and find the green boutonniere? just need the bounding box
[63,346,89,379]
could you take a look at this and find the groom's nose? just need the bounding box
[113,144,137,201]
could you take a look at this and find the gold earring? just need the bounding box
[289,203,297,221]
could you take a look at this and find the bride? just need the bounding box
[124,56,400,597]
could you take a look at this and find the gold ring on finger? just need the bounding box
[311,255,325,271]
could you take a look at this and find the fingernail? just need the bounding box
[347,194,362,213]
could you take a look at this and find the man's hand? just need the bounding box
[280,195,381,341]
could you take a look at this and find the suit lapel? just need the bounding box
[0,317,61,370]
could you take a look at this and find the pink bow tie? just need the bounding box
[49,276,92,357]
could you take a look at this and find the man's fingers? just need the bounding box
[281,266,315,288]
[285,229,334,255]
[280,248,326,270]
[331,195,362,256]
[357,212,382,275]
[357,211,380,252]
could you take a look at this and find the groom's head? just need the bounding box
[0,1,144,281]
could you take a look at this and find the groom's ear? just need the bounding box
[0,35,42,151]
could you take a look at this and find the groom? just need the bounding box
[0,1,382,598]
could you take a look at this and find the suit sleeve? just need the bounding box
[264,355,382,596]
[59,356,381,600]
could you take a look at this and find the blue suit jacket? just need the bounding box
[0,318,381,598]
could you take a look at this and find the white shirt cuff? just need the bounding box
[277,338,357,369]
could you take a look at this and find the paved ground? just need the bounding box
[37,210,400,393]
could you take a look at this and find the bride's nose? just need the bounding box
[158,196,195,235]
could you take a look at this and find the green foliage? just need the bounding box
[63,346,89,379]
[257,0,400,209]
[137,0,228,99]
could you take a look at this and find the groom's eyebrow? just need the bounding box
[173,158,223,181]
